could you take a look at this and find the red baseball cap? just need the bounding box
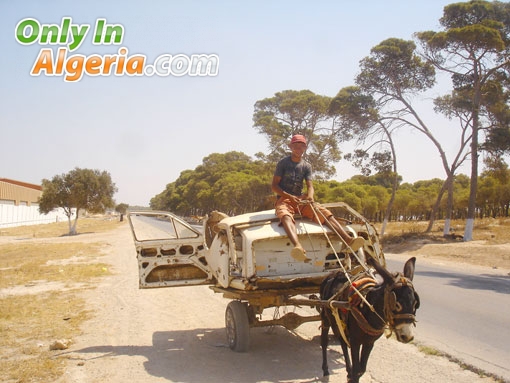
[290,134,307,145]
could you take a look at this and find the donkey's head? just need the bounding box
[367,256,420,343]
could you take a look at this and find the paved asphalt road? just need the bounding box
[386,255,510,382]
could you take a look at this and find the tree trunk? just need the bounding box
[67,217,73,235]
[70,208,79,235]
[380,125,398,237]
[381,174,397,236]
[443,178,454,237]
[426,177,448,233]
[64,208,75,236]
[463,78,482,241]
[464,120,479,241]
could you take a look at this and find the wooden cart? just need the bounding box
[128,202,384,351]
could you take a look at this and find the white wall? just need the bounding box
[0,202,74,228]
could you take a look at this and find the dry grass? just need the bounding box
[0,292,90,383]
[0,216,121,238]
[378,218,510,270]
[0,218,118,383]
[0,242,109,289]
[380,217,510,243]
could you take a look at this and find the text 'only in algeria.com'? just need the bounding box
[15,17,219,82]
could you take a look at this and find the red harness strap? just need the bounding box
[349,277,386,338]
[348,277,377,307]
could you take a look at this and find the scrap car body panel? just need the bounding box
[128,203,386,352]
[213,211,352,290]
[128,211,212,288]
[128,202,385,291]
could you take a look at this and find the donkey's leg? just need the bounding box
[358,341,375,378]
[320,323,330,376]
[330,317,353,381]
[348,341,361,383]
[340,341,354,382]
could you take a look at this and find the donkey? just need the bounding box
[319,256,420,382]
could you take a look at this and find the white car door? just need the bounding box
[128,211,213,288]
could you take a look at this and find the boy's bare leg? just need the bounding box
[326,216,364,251]
[281,215,311,262]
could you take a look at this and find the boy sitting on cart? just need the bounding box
[271,134,364,262]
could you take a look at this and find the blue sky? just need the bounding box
[1,1,471,206]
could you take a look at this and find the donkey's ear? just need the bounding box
[403,257,416,281]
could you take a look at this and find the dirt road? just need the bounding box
[55,224,498,383]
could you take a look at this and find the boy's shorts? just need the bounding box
[275,197,332,224]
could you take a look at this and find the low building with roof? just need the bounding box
[0,178,70,228]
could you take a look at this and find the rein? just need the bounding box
[297,201,384,343]
[295,201,417,344]
[297,201,376,305]
[305,201,372,275]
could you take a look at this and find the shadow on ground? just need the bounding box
[68,326,346,383]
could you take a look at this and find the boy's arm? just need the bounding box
[272,175,299,202]
[305,179,315,201]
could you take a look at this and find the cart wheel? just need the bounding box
[225,300,250,352]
